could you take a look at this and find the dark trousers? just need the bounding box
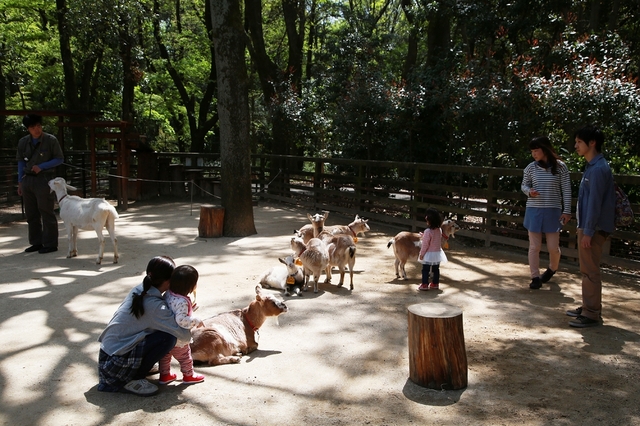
[133,331,178,380]
[21,175,58,248]
[421,263,440,284]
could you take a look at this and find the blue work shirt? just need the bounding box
[577,154,616,236]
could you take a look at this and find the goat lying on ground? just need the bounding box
[190,286,288,366]
[317,231,357,290]
[295,212,329,244]
[48,177,119,264]
[259,255,305,296]
[387,219,460,279]
[290,236,329,293]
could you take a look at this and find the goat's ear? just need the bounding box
[278,257,286,265]
[323,211,329,219]
[307,213,313,221]
[66,184,78,191]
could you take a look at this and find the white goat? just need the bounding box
[318,231,357,290]
[48,177,119,264]
[290,236,329,293]
[387,219,460,279]
[295,212,329,244]
[259,255,305,296]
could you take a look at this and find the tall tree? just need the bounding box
[152,0,218,152]
[210,0,257,236]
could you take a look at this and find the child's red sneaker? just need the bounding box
[182,374,205,384]
[158,373,177,385]
[428,283,439,289]
[418,283,429,291]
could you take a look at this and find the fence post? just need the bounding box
[485,169,497,247]
[411,167,421,232]
[314,159,322,207]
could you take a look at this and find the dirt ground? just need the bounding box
[0,199,639,426]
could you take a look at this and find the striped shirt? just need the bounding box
[521,160,572,214]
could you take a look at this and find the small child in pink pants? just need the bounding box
[159,265,205,385]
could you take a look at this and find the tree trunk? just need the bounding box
[56,0,89,150]
[210,0,257,237]
[0,65,6,149]
[426,1,451,68]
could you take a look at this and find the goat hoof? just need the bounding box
[350,285,354,290]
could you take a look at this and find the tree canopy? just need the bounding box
[1,0,640,173]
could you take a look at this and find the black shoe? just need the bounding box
[25,244,43,253]
[38,246,58,254]
[529,277,542,289]
[566,306,582,317]
[540,268,556,283]
[569,315,602,328]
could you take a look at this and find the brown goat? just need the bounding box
[318,231,357,290]
[190,286,288,366]
[295,212,329,244]
[387,219,460,279]
[324,215,370,241]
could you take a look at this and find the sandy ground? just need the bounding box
[0,199,639,426]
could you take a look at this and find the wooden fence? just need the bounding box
[1,150,638,270]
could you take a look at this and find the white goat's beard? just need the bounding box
[274,316,280,326]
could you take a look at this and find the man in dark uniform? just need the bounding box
[16,114,64,254]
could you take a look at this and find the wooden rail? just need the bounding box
[1,150,638,270]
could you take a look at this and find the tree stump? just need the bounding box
[198,204,225,238]
[407,302,468,390]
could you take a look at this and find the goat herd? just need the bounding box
[259,211,461,295]
[43,177,460,366]
[46,176,460,286]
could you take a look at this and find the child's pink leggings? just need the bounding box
[159,344,194,377]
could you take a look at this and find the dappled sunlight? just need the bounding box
[1,345,68,406]
[0,311,53,355]
[0,279,48,296]
[64,327,92,343]
[0,201,638,425]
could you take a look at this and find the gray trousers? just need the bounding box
[21,174,58,248]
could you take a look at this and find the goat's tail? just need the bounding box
[386,239,394,249]
[106,203,119,220]
[348,246,356,258]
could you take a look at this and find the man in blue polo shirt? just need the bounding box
[566,125,615,328]
[16,114,64,254]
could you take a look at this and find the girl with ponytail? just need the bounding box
[97,256,192,396]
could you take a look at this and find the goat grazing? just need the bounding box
[387,219,460,279]
[290,236,329,293]
[317,231,357,290]
[190,285,288,366]
[294,211,329,244]
[48,177,119,264]
[259,255,305,296]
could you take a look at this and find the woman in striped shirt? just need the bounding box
[521,136,573,289]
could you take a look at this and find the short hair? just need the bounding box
[170,265,199,296]
[22,114,43,128]
[574,125,604,153]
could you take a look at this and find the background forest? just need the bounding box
[1,0,640,175]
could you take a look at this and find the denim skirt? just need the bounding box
[524,207,562,233]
